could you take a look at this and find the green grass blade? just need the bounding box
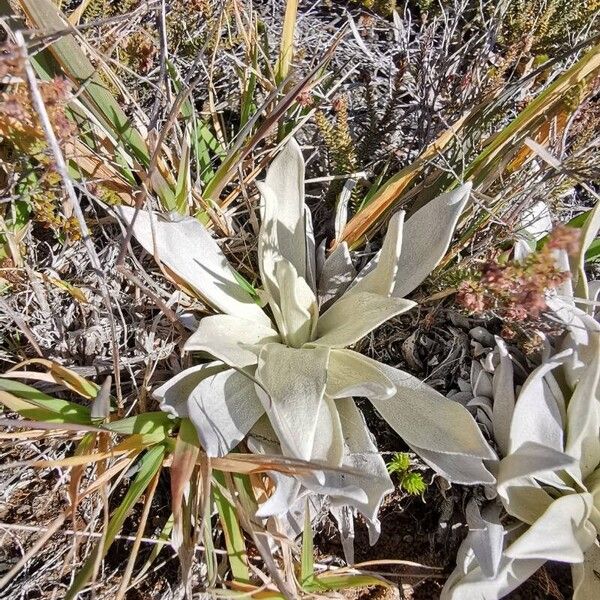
[0,379,91,423]
[300,501,315,588]
[103,412,173,443]
[65,444,165,600]
[174,125,192,214]
[212,470,251,585]
[18,0,150,165]
[316,572,390,591]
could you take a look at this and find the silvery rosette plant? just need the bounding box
[442,239,600,599]
[117,139,494,549]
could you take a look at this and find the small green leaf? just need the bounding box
[402,472,427,496]
[386,452,411,474]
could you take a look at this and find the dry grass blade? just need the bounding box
[275,0,299,85]
[170,419,200,597]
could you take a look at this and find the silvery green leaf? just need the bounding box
[154,363,264,456]
[464,499,505,578]
[508,351,569,455]
[491,337,515,455]
[115,207,269,325]
[154,361,225,418]
[564,330,600,480]
[274,259,318,348]
[318,242,357,308]
[330,504,356,564]
[370,361,496,462]
[326,349,396,401]
[392,183,471,298]
[311,394,344,466]
[258,138,307,280]
[572,541,600,600]
[184,314,280,369]
[497,441,575,523]
[303,397,393,534]
[255,343,330,461]
[304,205,317,292]
[313,292,416,348]
[504,493,596,562]
[349,210,405,297]
[441,551,544,600]
[416,447,496,485]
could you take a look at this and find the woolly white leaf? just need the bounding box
[350,211,405,297]
[155,364,264,456]
[371,361,496,462]
[564,330,600,480]
[259,138,307,280]
[464,500,505,578]
[472,360,493,398]
[504,493,596,563]
[154,361,225,418]
[392,183,471,298]
[313,292,415,348]
[416,446,496,485]
[255,471,303,519]
[304,205,317,292]
[184,314,280,368]
[442,551,544,600]
[330,505,356,565]
[255,343,330,461]
[508,352,569,455]
[548,296,599,387]
[311,394,345,466]
[497,441,575,524]
[517,201,552,241]
[257,183,282,308]
[115,207,269,325]
[304,397,393,532]
[326,349,396,401]
[334,181,353,241]
[274,259,318,348]
[318,242,357,308]
[491,337,515,457]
